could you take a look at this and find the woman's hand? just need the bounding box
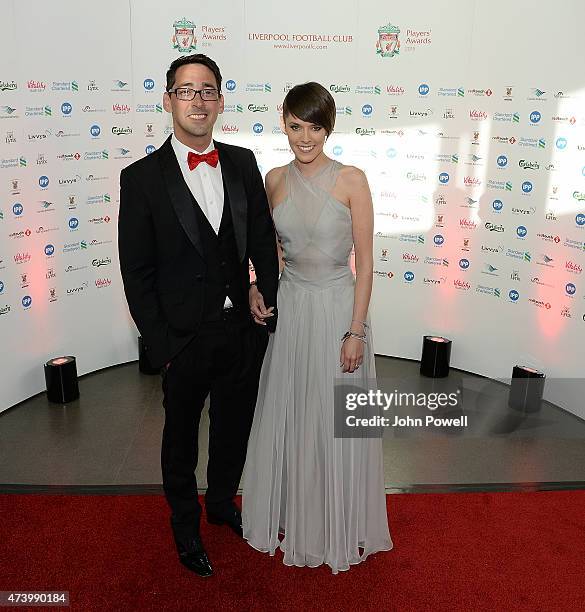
[340,336,365,373]
[249,284,274,326]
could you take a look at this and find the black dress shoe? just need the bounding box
[176,536,213,577]
[207,507,243,538]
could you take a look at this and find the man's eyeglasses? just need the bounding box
[167,87,220,101]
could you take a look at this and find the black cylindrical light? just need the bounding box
[138,336,159,375]
[420,336,452,378]
[44,356,79,404]
[508,365,545,413]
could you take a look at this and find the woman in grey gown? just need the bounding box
[242,82,392,574]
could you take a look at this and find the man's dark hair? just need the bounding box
[165,54,222,93]
[282,82,336,136]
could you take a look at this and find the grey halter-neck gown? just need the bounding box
[242,159,392,573]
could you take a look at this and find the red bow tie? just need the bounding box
[187,149,219,170]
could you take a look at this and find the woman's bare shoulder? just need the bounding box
[337,164,369,188]
[265,164,288,186]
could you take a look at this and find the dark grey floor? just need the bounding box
[1,356,584,493]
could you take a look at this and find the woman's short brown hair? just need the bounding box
[282,82,336,136]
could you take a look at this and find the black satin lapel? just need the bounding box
[216,142,247,261]
[158,138,203,258]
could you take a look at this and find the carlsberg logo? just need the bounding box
[112,126,132,135]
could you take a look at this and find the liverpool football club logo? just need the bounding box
[172,18,197,53]
[376,23,400,57]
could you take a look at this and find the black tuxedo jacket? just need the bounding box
[118,136,279,368]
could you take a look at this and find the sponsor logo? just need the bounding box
[484,222,504,232]
[59,174,82,186]
[536,233,561,244]
[529,298,552,310]
[88,216,111,225]
[566,261,582,274]
[505,249,531,261]
[461,197,479,209]
[373,270,394,279]
[386,85,405,95]
[56,152,81,162]
[64,263,88,273]
[493,112,519,123]
[82,104,106,113]
[0,80,17,91]
[111,80,130,92]
[467,88,492,97]
[112,104,131,114]
[469,110,488,121]
[66,282,89,295]
[528,88,547,101]
[460,219,477,230]
[454,279,471,290]
[531,276,555,288]
[330,84,351,93]
[112,126,132,135]
[27,80,46,91]
[519,159,539,170]
[476,285,501,297]
[409,108,432,118]
[14,252,31,264]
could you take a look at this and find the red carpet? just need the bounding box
[1,491,584,611]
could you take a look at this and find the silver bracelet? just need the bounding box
[341,331,367,343]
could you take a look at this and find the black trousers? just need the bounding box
[161,310,268,543]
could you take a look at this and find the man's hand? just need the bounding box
[249,285,274,326]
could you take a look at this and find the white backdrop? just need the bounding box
[1,0,584,416]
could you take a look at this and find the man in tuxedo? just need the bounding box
[118,54,278,577]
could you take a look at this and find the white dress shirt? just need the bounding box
[171,135,225,234]
[171,135,232,307]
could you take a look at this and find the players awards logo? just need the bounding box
[172,18,197,52]
[376,23,400,57]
